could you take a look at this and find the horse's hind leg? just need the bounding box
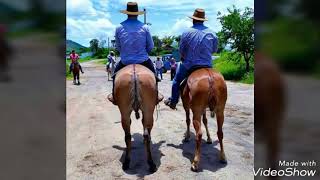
[77,74,80,85]
[142,113,157,172]
[191,108,203,172]
[183,108,191,142]
[121,115,132,170]
[216,108,227,163]
[73,74,76,85]
[202,112,212,144]
[182,93,191,142]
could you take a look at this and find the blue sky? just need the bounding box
[67,0,253,47]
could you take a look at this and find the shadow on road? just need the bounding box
[167,132,227,172]
[112,133,165,177]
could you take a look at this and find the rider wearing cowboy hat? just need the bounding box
[108,2,160,103]
[164,8,218,109]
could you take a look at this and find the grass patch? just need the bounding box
[240,71,254,84]
[66,63,72,80]
[95,59,107,65]
[66,56,92,64]
[213,51,254,84]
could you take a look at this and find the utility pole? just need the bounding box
[144,8,146,24]
[143,8,152,25]
[107,37,110,49]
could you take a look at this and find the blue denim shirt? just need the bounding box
[115,18,154,65]
[179,23,218,70]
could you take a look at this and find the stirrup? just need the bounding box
[164,98,177,110]
[157,93,164,104]
[107,94,117,105]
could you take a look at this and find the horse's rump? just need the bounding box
[72,62,80,73]
[185,68,226,110]
[115,64,157,119]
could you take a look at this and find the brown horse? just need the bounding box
[181,68,228,171]
[111,64,160,172]
[72,62,80,85]
[255,52,285,170]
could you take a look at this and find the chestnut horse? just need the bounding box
[72,62,80,85]
[181,68,227,171]
[112,64,159,172]
[255,52,285,170]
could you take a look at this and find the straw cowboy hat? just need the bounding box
[120,2,144,15]
[189,8,208,21]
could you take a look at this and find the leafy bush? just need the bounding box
[66,63,72,79]
[214,52,246,80]
[214,51,254,84]
[240,71,254,84]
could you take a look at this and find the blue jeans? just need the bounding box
[170,63,188,104]
[156,68,163,79]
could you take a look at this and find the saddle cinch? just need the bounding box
[179,65,212,90]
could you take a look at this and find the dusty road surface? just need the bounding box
[67,60,254,180]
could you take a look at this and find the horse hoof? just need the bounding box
[149,163,157,173]
[206,138,213,144]
[220,159,227,164]
[219,153,227,164]
[122,159,130,171]
[210,111,215,118]
[183,137,190,143]
[191,163,198,172]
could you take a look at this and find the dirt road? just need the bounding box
[67,60,254,180]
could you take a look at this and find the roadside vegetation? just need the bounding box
[214,51,254,84]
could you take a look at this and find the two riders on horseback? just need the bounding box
[108,2,227,172]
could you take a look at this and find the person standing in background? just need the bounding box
[170,57,177,81]
[155,56,163,81]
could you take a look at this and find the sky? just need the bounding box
[67,0,254,47]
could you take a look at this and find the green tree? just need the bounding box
[90,39,99,55]
[152,35,162,56]
[218,6,254,72]
[174,35,181,43]
[161,36,174,46]
[216,32,227,53]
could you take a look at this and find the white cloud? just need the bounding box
[67,17,116,46]
[169,18,193,36]
[67,0,115,46]
[67,0,110,19]
[67,0,254,43]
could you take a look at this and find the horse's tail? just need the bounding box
[207,69,215,117]
[130,64,141,119]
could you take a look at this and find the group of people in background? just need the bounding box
[154,56,177,81]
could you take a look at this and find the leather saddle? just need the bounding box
[179,65,211,90]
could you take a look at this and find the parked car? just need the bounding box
[161,54,173,73]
